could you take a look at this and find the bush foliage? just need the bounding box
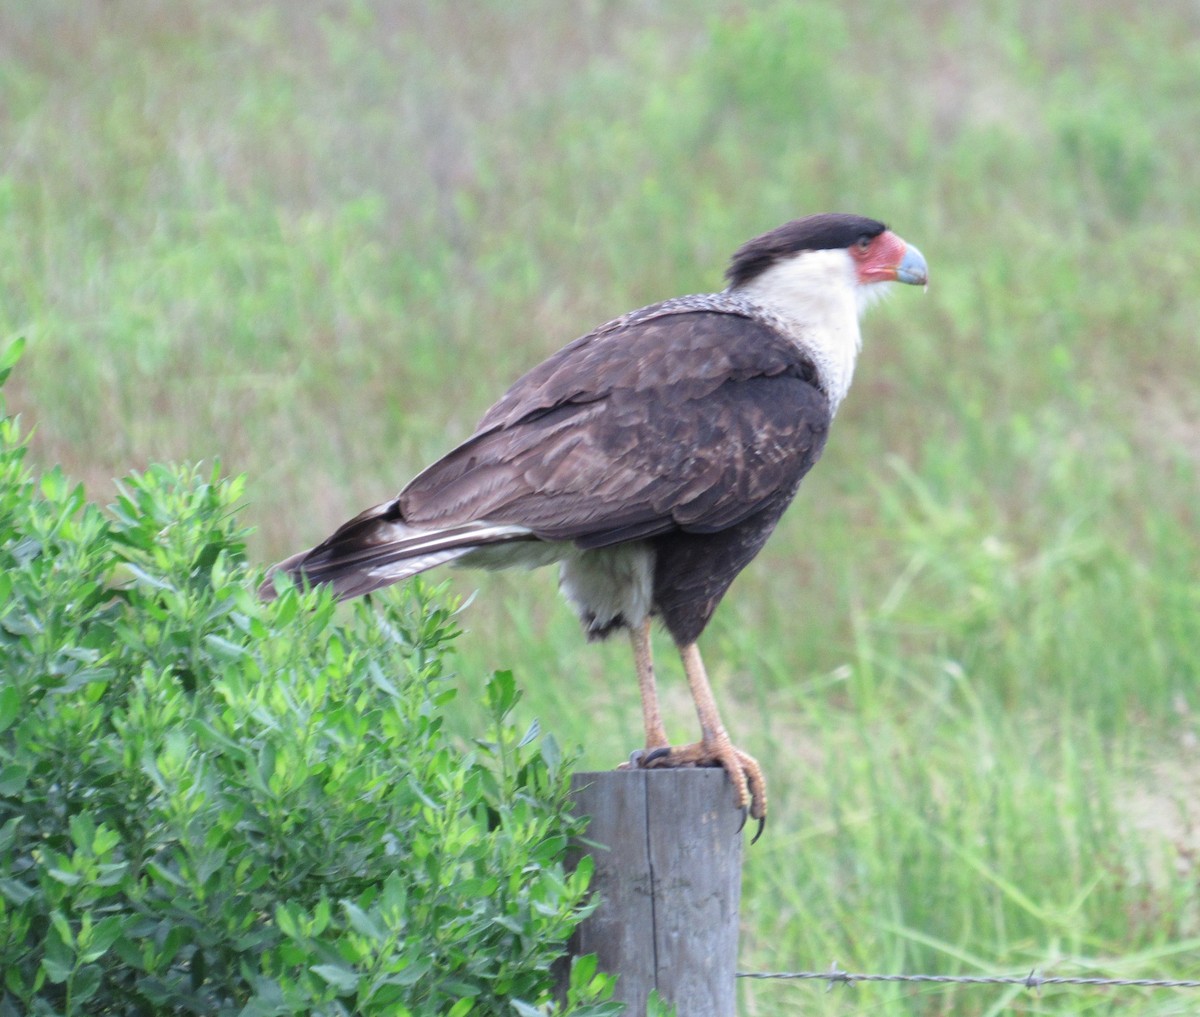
[0,341,615,1017]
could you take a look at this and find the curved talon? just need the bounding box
[641,745,673,767]
[621,739,767,835]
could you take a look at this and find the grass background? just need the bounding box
[3,1,1199,1013]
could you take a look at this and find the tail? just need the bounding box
[258,501,537,601]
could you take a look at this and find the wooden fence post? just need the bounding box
[562,768,744,1016]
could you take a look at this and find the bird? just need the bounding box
[261,212,927,836]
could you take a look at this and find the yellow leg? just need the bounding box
[631,617,669,750]
[658,642,767,826]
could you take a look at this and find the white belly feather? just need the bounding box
[456,533,655,637]
[558,542,656,637]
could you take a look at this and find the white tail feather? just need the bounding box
[261,516,544,601]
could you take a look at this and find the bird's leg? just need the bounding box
[622,618,669,763]
[644,642,767,828]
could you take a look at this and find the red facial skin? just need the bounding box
[851,229,910,284]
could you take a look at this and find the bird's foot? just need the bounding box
[618,744,670,770]
[626,738,767,842]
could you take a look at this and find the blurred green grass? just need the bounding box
[2,2,1199,1013]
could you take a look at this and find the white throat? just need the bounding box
[731,248,886,414]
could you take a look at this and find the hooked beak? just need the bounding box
[893,242,928,286]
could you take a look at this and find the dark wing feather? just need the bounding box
[398,309,830,547]
[475,304,809,430]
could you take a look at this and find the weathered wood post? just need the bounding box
[562,768,744,1016]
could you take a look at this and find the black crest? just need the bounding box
[725,213,887,289]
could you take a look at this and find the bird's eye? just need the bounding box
[855,236,873,253]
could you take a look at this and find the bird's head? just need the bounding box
[724,213,928,318]
[722,213,927,414]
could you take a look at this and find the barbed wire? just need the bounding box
[736,964,1200,993]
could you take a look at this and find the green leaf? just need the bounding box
[570,953,597,989]
[204,633,248,660]
[0,877,36,905]
[120,562,172,591]
[72,963,103,1003]
[0,763,28,796]
[367,661,400,696]
[341,900,385,940]
[91,823,121,856]
[49,910,75,948]
[0,685,19,734]
[43,919,74,983]
[4,964,26,996]
[0,817,22,853]
[159,924,192,967]
[40,953,73,985]
[47,867,83,887]
[275,903,301,940]
[39,467,68,502]
[146,860,188,889]
[386,956,432,987]
[486,670,518,716]
[646,989,679,1017]
[540,733,562,775]
[0,336,25,386]
[311,964,360,992]
[69,812,97,852]
[78,915,125,963]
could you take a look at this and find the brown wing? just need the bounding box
[398,309,830,546]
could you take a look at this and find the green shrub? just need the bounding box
[0,340,617,1017]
